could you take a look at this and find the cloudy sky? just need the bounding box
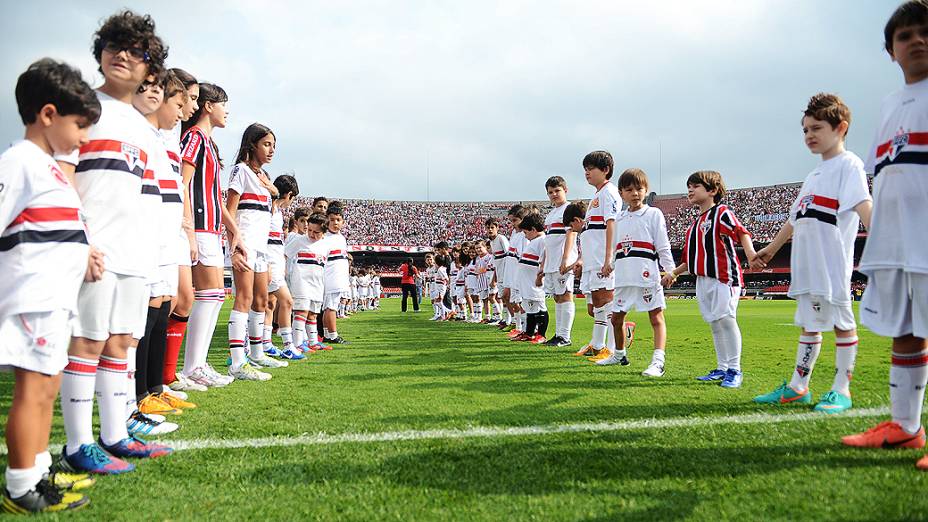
[0,1,903,201]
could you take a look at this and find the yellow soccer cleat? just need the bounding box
[155,391,197,410]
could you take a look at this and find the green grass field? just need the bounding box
[2,298,927,521]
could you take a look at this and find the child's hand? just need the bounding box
[660,273,675,288]
[231,248,251,272]
[599,261,613,278]
[84,246,105,282]
[751,248,772,270]
[535,272,543,286]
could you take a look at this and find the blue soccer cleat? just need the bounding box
[696,368,727,382]
[720,369,743,388]
[61,444,134,475]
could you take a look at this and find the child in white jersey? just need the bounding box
[474,241,494,322]
[0,59,101,513]
[515,213,549,344]
[285,212,330,353]
[540,176,578,347]
[425,254,441,319]
[322,204,350,344]
[602,169,674,376]
[841,2,928,466]
[226,124,284,381]
[753,94,872,413]
[504,206,529,337]
[263,175,299,358]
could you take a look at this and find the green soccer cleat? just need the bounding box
[813,390,852,414]
[753,380,811,405]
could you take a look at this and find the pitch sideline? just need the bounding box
[0,407,891,455]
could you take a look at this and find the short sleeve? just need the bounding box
[838,156,872,214]
[601,187,619,222]
[718,207,750,240]
[54,150,79,166]
[227,164,245,195]
[180,130,203,166]
[284,236,300,259]
[0,159,29,230]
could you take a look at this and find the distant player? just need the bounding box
[503,205,529,337]
[841,1,928,467]
[605,169,674,376]
[322,204,350,344]
[540,176,578,347]
[752,94,871,413]
[486,218,510,326]
[285,212,330,354]
[515,213,549,344]
[662,171,757,388]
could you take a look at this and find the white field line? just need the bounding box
[0,406,890,455]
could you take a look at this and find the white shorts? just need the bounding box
[581,270,614,292]
[194,232,224,267]
[429,284,446,300]
[0,310,72,376]
[176,234,192,267]
[543,272,575,296]
[150,263,179,298]
[488,286,498,296]
[323,291,348,311]
[478,290,489,301]
[793,294,856,332]
[696,276,739,323]
[510,287,523,304]
[293,298,323,314]
[860,269,928,338]
[249,250,269,273]
[523,299,547,314]
[453,285,466,300]
[613,284,666,313]
[73,271,148,341]
[268,256,287,293]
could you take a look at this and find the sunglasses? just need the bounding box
[103,42,150,63]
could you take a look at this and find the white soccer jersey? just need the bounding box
[425,265,437,286]
[162,131,188,262]
[544,203,578,273]
[477,253,493,292]
[150,125,183,268]
[60,91,155,277]
[505,230,526,287]
[581,182,620,273]
[452,263,465,289]
[228,162,272,255]
[490,233,509,284]
[267,207,284,260]
[436,266,449,285]
[323,231,350,293]
[517,234,546,301]
[788,151,870,304]
[860,76,928,275]
[0,140,89,316]
[613,205,675,288]
[285,234,327,301]
[465,260,478,291]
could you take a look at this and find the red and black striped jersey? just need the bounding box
[682,204,749,286]
[181,126,222,234]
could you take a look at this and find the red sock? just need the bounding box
[162,313,189,384]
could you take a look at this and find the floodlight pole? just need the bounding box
[659,140,663,194]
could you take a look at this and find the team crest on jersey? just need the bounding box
[812,300,821,313]
[620,236,633,256]
[700,220,711,233]
[643,287,653,303]
[642,270,650,279]
[889,129,909,160]
[797,194,814,214]
[591,198,600,209]
[121,144,142,171]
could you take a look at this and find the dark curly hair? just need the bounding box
[16,58,101,126]
[93,10,168,79]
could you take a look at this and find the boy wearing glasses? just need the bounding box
[55,10,173,475]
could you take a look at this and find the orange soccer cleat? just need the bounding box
[841,421,926,449]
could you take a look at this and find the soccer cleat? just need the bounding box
[186,367,224,388]
[127,411,178,436]
[138,394,182,416]
[842,421,926,449]
[249,353,288,368]
[573,344,595,356]
[168,374,208,393]
[326,336,349,344]
[1,479,89,514]
[264,345,283,358]
[315,342,334,351]
[753,381,810,405]
[229,362,272,381]
[163,388,189,401]
[530,334,547,345]
[696,368,727,382]
[720,369,743,388]
[100,435,173,459]
[917,454,928,471]
[61,443,134,475]
[281,347,305,360]
[507,329,523,339]
[510,333,530,342]
[554,338,572,347]
[595,353,630,366]
[589,349,612,362]
[45,469,95,491]
[814,390,852,414]
[502,324,516,332]
[154,391,197,410]
[544,336,564,346]
[204,364,235,385]
[624,321,636,348]
[642,361,665,377]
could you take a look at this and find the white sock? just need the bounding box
[34,450,52,475]
[493,301,502,318]
[306,319,318,346]
[718,315,742,371]
[506,310,513,324]
[651,348,666,364]
[592,305,609,349]
[556,301,575,340]
[708,319,727,371]
[248,309,265,359]
[125,346,138,419]
[5,466,42,498]
[326,329,339,340]
[279,327,293,348]
[322,325,330,338]
[890,349,928,434]
[61,356,98,455]
[228,310,248,368]
[97,355,130,447]
[293,313,307,347]
[788,334,822,392]
[184,289,224,374]
[263,323,273,347]
[832,336,858,396]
